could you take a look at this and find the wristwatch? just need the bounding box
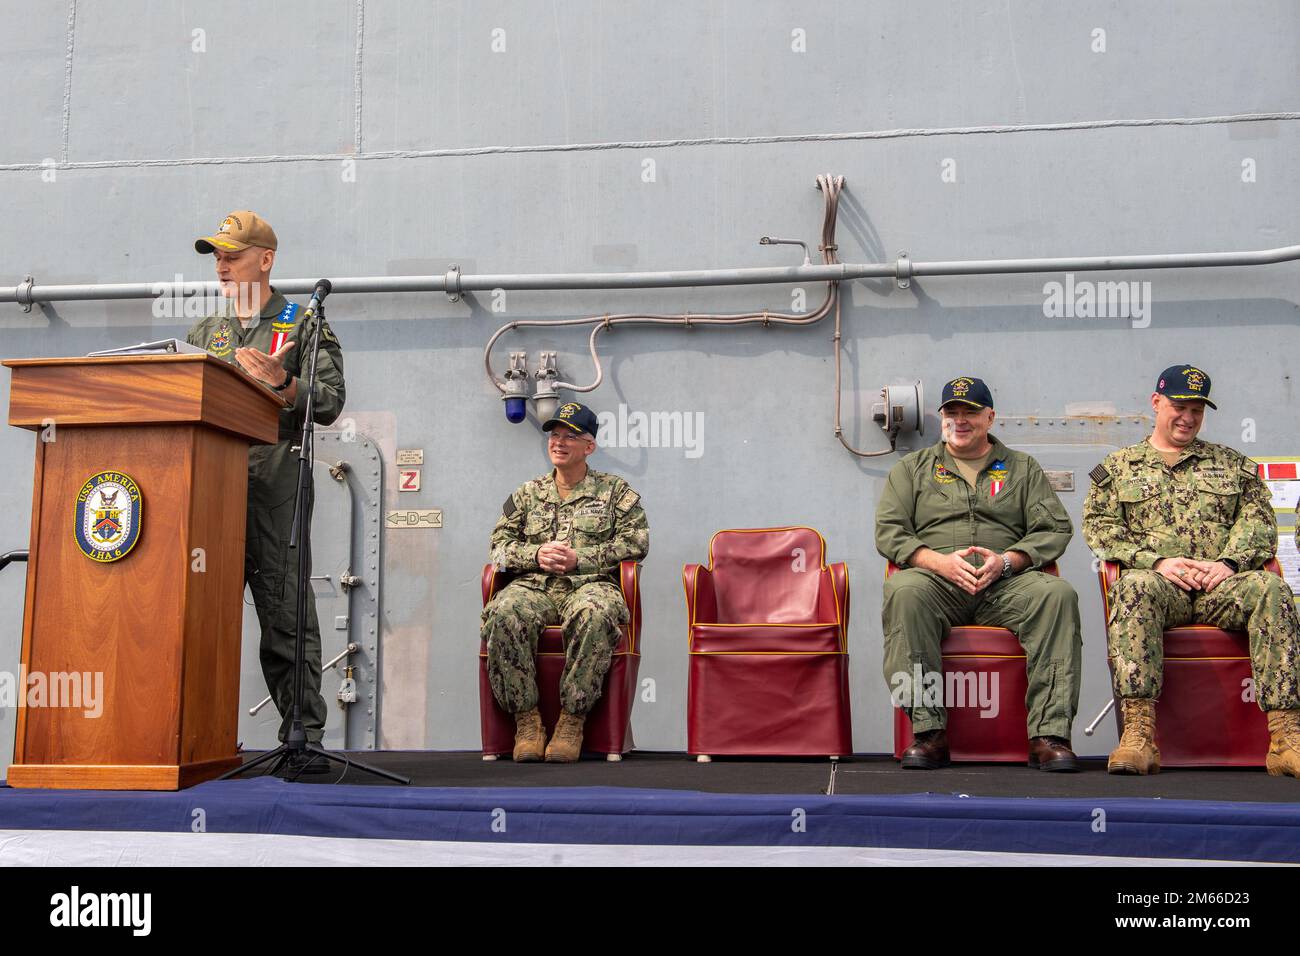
[1000,554,1014,579]
[270,369,293,392]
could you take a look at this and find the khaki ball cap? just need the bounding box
[194,210,278,253]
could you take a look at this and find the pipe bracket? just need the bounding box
[17,275,34,312]
[895,252,912,290]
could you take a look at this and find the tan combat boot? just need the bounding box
[512,708,546,763]
[1108,698,1161,775]
[544,711,586,763]
[1266,710,1300,778]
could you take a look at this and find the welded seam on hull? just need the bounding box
[6,110,1298,173]
[353,0,365,154]
[60,0,77,165]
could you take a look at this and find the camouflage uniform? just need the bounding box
[186,289,346,742]
[1082,438,1300,709]
[483,469,649,715]
[875,436,1083,737]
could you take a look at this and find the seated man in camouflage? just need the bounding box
[1083,364,1300,777]
[482,402,649,763]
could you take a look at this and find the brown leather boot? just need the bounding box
[1108,698,1160,775]
[512,707,546,763]
[1266,710,1300,778]
[544,711,586,763]
[900,729,950,769]
[1028,736,1081,773]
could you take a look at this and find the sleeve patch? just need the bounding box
[1089,464,1112,486]
[616,489,641,514]
[502,494,519,518]
[1242,458,1261,479]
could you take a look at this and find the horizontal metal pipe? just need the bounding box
[2,243,1296,305]
[910,244,1300,276]
[459,264,861,290]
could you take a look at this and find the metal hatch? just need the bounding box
[236,432,384,752]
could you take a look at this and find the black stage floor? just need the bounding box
[239,751,1300,803]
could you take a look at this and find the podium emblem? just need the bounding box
[74,471,143,563]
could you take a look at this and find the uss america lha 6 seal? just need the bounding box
[74,471,143,562]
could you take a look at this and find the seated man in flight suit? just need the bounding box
[875,377,1084,771]
[482,402,649,762]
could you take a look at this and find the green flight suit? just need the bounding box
[875,436,1082,738]
[482,468,649,715]
[1082,438,1300,709]
[186,289,346,743]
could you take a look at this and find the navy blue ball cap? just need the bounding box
[939,376,994,411]
[1156,365,1216,410]
[542,401,599,437]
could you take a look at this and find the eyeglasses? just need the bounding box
[546,430,590,444]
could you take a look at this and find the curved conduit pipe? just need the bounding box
[481,175,892,455]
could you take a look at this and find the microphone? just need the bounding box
[303,278,332,319]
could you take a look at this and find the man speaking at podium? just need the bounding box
[185,210,347,771]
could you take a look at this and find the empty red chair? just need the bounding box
[478,560,642,760]
[888,561,1060,762]
[684,527,851,758]
[1097,560,1275,767]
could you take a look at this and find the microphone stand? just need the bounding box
[223,287,409,785]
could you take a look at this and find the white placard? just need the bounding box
[396,449,424,466]
[1277,528,1300,600]
[1254,457,1299,512]
[385,509,443,529]
[1267,479,1299,511]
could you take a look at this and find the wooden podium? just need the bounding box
[3,354,284,790]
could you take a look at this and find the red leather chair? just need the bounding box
[683,527,851,759]
[887,561,1060,763]
[478,561,642,761]
[1097,560,1277,767]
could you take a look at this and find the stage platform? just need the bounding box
[2,752,1298,866]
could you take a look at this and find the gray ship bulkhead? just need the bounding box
[1,2,1297,764]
